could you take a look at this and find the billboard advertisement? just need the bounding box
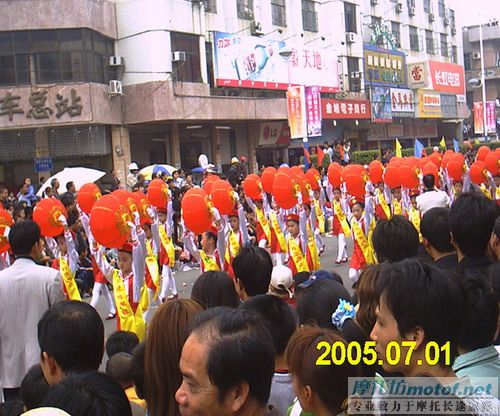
[363,44,406,87]
[304,86,322,137]
[212,31,339,92]
[428,60,465,95]
[370,87,392,123]
[287,86,307,139]
[389,88,414,118]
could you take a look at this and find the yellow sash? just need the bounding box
[139,284,149,313]
[145,240,161,288]
[59,257,81,301]
[333,200,351,235]
[409,207,422,242]
[392,199,402,216]
[159,224,175,267]
[378,192,392,219]
[314,202,326,234]
[306,223,321,271]
[225,230,241,264]
[351,219,376,265]
[367,219,377,264]
[200,250,220,271]
[288,237,309,273]
[496,187,500,200]
[480,184,493,200]
[256,208,272,242]
[269,211,287,252]
[112,270,146,341]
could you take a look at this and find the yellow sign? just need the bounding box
[416,90,442,118]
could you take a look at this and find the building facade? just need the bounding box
[0,0,466,189]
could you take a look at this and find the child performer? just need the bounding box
[95,215,147,341]
[157,202,177,302]
[285,194,310,276]
[408,190,422,242]
[47,214,81,301]
[224,193,250,278]
[327,185,350,264]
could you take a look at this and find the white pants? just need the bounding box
[143,287,159,323]
[90,282,116,315]
[349,268,360,285]
[337,233,347,262]
[272,252,285,266]
[160,265,177,300]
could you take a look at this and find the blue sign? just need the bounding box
[34,158,53,173]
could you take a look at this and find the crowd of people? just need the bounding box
[0,143,499,416]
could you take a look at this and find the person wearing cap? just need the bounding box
[183,208,226,273]
[127,163,139,192]
[326,185,349,264]
[285,193,310,276]
[46,214,81,301]
[223,193,250,278]
[269,265,295,306]
[95,213,147,341]
[227,157,240,187]
[348,196,375,285]
[79,208,116,320]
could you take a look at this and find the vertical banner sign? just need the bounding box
[486,101,496,134]
[287,86,307,139]
[305,86,322,137]
[473,102,496,134]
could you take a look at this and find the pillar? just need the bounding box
[171,122,181,168]
[34,128,50,183]
[111,126,131,188]
[247,123,258,173]
[211,124,222,171]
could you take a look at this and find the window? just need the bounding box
[302,0,318,32]
[425,30,434,54]
[0,29,113,86]
[440,33,448,57]
[271,0,286,27]
[449,9,456,32]
[344,2,357,33]
[205,0,217,13]
[452,45,457,63]
[464,52,472,71]
[391,22,401,47]
[438,0,445,17]
[237,0,253,19]
[423,0,430,13]
[409,26,419,51]
[407,0,415,8]
[347,57,360,92]
[171,32,202,83]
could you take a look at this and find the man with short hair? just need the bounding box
[127,163,139,191]
[38,300,105,385]
[233,246,273,302]
[420,207,458,269]
[416,174,450,215]
[0,221,64,400]
[50,178,60,198]
[175,309,277,416]
[65,181,76,196]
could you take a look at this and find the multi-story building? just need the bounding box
[0,0,467,189]
[462,21,500,138]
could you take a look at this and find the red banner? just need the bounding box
[428,61,465,95]
[321,99,371,119]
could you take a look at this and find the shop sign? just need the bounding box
[304,86,322,137]
[416,90,442,118]
[440,94,458,119]
[258,122,290,146]
[390,88,414,118]
[321,98,371,119]
[212,31,339,92]
[363,45,406,87]
[34,158,53,173]
[428,60,465,95]
[407,62,428,89]
[370,87,393,123]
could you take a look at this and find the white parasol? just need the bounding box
[37,167,106,197]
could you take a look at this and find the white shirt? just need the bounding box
[416,189,450,215]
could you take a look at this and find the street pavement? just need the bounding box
[94,234,355,342]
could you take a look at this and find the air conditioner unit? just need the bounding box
[396,3,403,13]
[371,0,378,5]
[409,6,416,16]
[109,56,123,67]
[443,17,450,26]
[451,27,456,35]
[346,32,356,44]
[472,52,481,60]
[429,13,435,22]
[250,20,264,36]
[108,80,122,95]
[172,51,187,62]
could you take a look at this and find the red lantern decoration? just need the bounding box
[242,174,263,200]
[447,153,466,181]
[202,175,218,195]
[90,194,131,248]
[292,170,310,205]
[0,209,14,254]
[112,190,139,216]
[210,180,235,215]
[399,159,420,189]
[369,160,384,184]
[33,198,68,238]
[476,145,491,162]
[470,161,489,185]
[305,168,321,190]
[484,152,499,176]
[343,174,365,200]
[429,152,442,169]
[261,167,277,193]
[272,170,298,210]
[148,178,169,209]
[327,163,343,188]
[131,191,151,224]
[181,188,213,234]
[422,162,440,187]
[76,183,102,214]
[383,165,401,189]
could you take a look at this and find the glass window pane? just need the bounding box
[32,30,59,52]
[94,53,104,83]
[60,29,83,51]
[35,52,60,83]
[61,51,84,81]
[92,33,107,55]
[83,29,93,51]
[0,33,13,55]
[0,55,15,85]
[15,54,30,84]
[13,32,30,53]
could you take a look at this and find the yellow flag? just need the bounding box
[474,138,480,145]
[440,137,446,149]
[395,139,402,158]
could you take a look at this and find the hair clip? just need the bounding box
[331,299,356,330]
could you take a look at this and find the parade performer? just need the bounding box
[285,194,312,276]
[327,185,350,264]
[224,194,250,278]
[156,203,177,301]
[373,181,392,220]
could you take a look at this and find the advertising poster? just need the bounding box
[416,90,442,118]
[407,62,428,89]
[390,88,415,118]
[287,86,307,139]
[428,60,465,95]
[363,45,406,87]
[473,101,496,134]
[304,86,322,137]
[473,102,484,134]
[212,31,339,92]
[370,87,392,123]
